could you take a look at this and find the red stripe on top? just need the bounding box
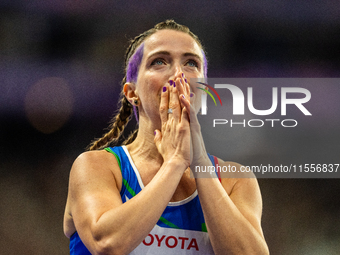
[213,156,221,182]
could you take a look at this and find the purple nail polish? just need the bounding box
[182,73,184,77]
[190,92,194,97]
[185,78,187,83]
[182,95,185,99]
[154,131,156,135]
[173,82,176,88]
[169,80,173,86]
[163,86,166,92]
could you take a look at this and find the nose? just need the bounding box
[174,65,183,78]
[170,61,184,81]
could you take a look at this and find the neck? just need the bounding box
[125,119,163,165]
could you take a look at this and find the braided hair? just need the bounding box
[88,20,207,150]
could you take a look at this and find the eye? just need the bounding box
[186,59,198,67]
[151,58,166,66]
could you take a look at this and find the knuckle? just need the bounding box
[177,124,187,134]
[159,106,167,113]
[169,102,180,110]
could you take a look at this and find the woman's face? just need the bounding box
[135,29,205,125]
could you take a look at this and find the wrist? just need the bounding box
[191,155,217,179]
[191,155,211,169]
[164,155,190,171]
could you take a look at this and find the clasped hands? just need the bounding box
[154,74,212,176]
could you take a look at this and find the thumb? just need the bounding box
[181,106,190,124]
[153,129,162,150]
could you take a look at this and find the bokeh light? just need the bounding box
[24,77,74,134]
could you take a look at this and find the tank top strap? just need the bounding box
[206,153,221,182]
[104,146,143,201]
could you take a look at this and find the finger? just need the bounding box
[189,101,201,131]
[153,129,162,150]
[189,91,195,111]
[176,79,186,110]
[181,105,190,125]
[159,85,169,126]
[175,76,185,99]
[180,94,190,121]
[169,80,181,121]
[185,81,191,106]
[182,73,190,98]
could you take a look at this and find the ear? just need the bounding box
[123,82,139,105]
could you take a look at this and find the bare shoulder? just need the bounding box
[71,150,119,174]
[216,158,256,179]
[64,149,123,238]
[216,157,263,220]
[69,150,123,190]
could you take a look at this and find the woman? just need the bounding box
[63,20,269,255]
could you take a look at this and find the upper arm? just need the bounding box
[219,160,264,237]
[68,150,123,249]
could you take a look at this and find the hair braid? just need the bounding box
[122,128,139,146]
[87,33,148,151]
[88,96,132,150]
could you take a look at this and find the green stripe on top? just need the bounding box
[123,179,136,197]
[159,216,180,229]
[104,147,180,230]
[104,147,135,197]
[104,147,121,170]
[201,223,207,232]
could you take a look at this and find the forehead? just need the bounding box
[143,29,203,58]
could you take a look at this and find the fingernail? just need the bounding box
[190,92,194,97]
[182,73,184,77]
[163,86,166,92]
[154,131,156,135]
[169,80,173,86]
[182,95,185,99]
[173,82,176,88]
[185,78,187,83]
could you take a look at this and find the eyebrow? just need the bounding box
[147,51,202,62]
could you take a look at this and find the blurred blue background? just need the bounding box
[1,1,340,254]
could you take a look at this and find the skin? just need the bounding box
[64,29,269,255]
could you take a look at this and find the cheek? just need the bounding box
[136,78,163,110]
